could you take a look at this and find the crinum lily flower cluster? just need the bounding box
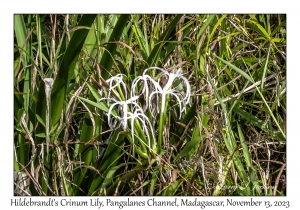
[98,67,191,155]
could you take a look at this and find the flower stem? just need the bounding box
[157,94,169,154]
[126,133,148,159]
[157,113,164,154]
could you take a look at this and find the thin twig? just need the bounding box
[273,163,286,196]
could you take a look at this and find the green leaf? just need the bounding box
[237,123,252,168]
[76,95,111,115]
[76,84,119,117]
[247,19,271,40]
[205,14,227,52]
[104,158,156,195]
[163,180,182,196]
[35,114,45,128]
[198,15,215,39]
[35,133,46,138]
[214,55,255,83]
[14,14,33,138]
[14,14,30,68]
[132,17,150,57]
[100,14,130,80]
[233,107,285,142]
[100,162,137,192]
[147,15,183,66]
[50,14,97,126]
[88,127,126,195]
[175,135,205,160]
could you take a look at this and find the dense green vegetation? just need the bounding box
[14,14,286,196]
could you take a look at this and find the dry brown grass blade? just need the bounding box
[273,163,286,196]
[167,61,189,72]
[66,26,91,33]
[34,141,108,148]
[78,98,96,136]
[64,79,88,167]
[101,41,136,57]
[214,71,285,105]
[16,28,34,75]
[21,113,36,177]
[38,145,56,195]
[14,171,31,196]
[18,162,46,196]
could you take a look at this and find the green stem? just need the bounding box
[134,119,149,151]
[157,94,169,154]
[157,113,164,154]
[126,131,148,159]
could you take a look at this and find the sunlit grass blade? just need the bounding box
[214,55,255,83]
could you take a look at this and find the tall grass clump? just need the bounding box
[14,14,286,196]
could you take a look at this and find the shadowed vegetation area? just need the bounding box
[14,14,286,196]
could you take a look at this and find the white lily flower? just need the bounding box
[96,66,191,156]
[106,74,128,100]
[127,106,155,155]
[131,71,161,111]
[98,95,141,130]
[144,67,191,119]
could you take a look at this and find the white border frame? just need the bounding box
[2,1,298,209]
